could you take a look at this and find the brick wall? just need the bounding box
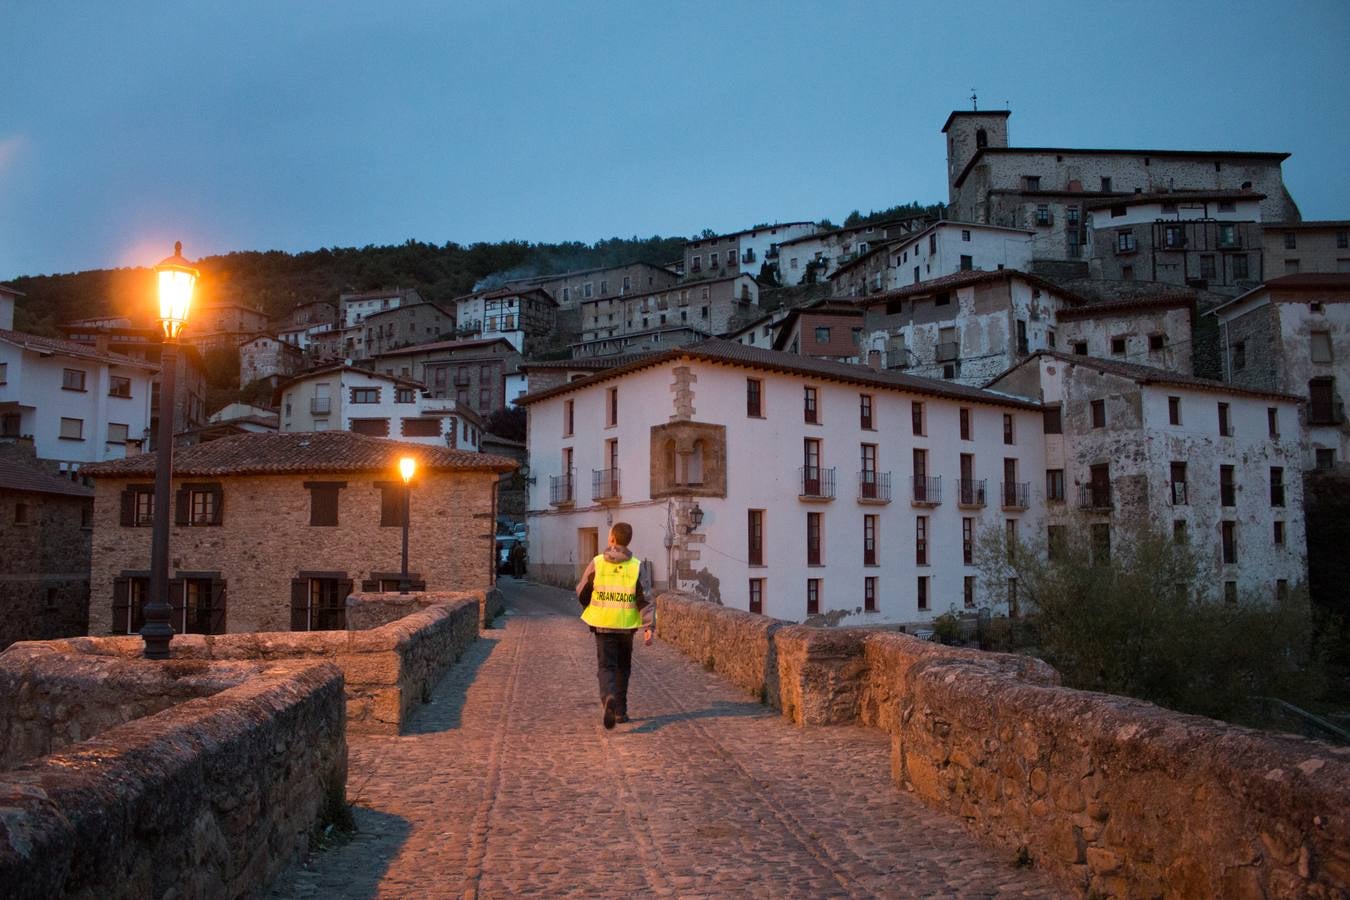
[89,470,497,634]
[0,489,91,650]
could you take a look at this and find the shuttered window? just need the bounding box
[376,482,404,527]
[290,573,352,631]
[305,481,345,527]
[175,482,223,526]
[120,484,155,526]
[111,573,150,634]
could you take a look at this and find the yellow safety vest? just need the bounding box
[581,555,642,630]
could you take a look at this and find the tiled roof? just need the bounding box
[0,283,26,297]
[0,329,160,371]
[520,353,656,371]
[274,363,425,395]
[1263,273,1350,290]
[516,338,1042,410]
[369,337,519,359]
[0,458,93,498]
[1084,189,1264,210]
[1055,294,1195,321]
[1008,351,1302,403]
[82,431,517,479]
[954,146,1291,189]
[851,269,1088,307]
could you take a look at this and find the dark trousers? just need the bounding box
[594,630,635,715]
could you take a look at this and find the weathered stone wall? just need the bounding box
[0,654,346,899]
[0,488,91,650]
[655,590,1350,897]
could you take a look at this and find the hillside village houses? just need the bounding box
[367,336,523,416]
[830,220,1036,297]
[771,301,866,362]
[357,300,457,358]
[683,222,818,280]
[184,300,270,354]
[451,286,557,354]
[775,217,931,286]
[1262,221,1350,275]
[573,273,759,359]
[82,432,515,634]
[238,333,304,388]
[503,261,680,309]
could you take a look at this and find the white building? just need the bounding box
[0,312,157,470]
[831,221,1035,297]
[277,364,483,451]
[988,352,1307,602]
[518,338,1046,627]
[1210,273,1350,470]
[775,218,930,286]
[452,287,557,354]
[722,308,790,350]
[684,223,818,280]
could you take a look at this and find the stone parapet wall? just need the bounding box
[654,590,1350,896]
[0,653,346,899]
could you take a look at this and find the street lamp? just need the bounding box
[399,456,416,593]
[143,241,198,659]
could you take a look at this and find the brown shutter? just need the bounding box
[211,485,224,525]
[169,577,185,633]
[290,578,309,631]
[112,577,130,634]
[379,484,401,527]
[209,579,227,634]
[175,487,189,526]
[120,489,135,527]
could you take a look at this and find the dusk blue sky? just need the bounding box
[2,1,1348,279]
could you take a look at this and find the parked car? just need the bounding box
[496,534,527,576]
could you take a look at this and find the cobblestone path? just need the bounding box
[269,580,1067,898]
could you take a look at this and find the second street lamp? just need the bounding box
[143,241,198,660]
[399,456,416,593]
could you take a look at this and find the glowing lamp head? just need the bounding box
[155,241,198,340]
[399,456,417,484]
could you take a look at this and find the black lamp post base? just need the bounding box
[140,622,174,660]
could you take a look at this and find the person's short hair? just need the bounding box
[610,521,633,547]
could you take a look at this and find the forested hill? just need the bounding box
[8,235,687,336]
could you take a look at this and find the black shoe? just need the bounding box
[602,697,616,730]
[615,713,630,724]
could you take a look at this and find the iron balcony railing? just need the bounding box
[911,475,942,506]
[858,470,891,503]
[549,470,575,506]
[1170,482,1188,505]
[1078,484,1114,510]
[957,479,987,507]
[799,466,836,500]
[592,468,620,502]
[1001,481,1030,510]
[310,397,331,415]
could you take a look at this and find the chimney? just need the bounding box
[867,350,882,371]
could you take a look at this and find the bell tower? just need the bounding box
[942,109,1011,203]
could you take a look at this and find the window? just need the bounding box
[1218,402,1233,436]
[402,418,440,438]
[1101,176,1113,192]
[1171,461,1188,505]
[1016,320,1028,355]
[350,418,389,437]
[1006,518,1018,560]
[929,234,937,253]
[1309,377,1338,423]
[292,575,350,631]
[807,513,822,566]
[911,402,925,436]
[1232,254,1249,279]
[1149,334,1165,352]
[864,576,877,612]
[964,576,975,610]
[13,501,28,525]
[749,578,764,614]
[917,576,929,611]
[959,408,971,441]
[583,282,594,298]
[1046,469,1065,502]
[1311,331,1334,364]
[563,400,574,436]
[1024,175,1041,191]
[1121,265,1134,281]
[62,368,86,391]
[107,422,129,444]
[606,387,618,427]
[1116,231,1136,253]
[1164,225,1185,249]
[112,574,150,634]
[59,417,84,440]
[1072,341,1088,356]
[1002,413,1014,445]
[1270,466,1285,507]
[1169,396,1182,425]
[864,515,878,566]
[815,326,831,343]
[1224,581,1238,605]
[1091,523,1111,565]
[859,394,874,430]
[1232,341,1246,371]
[177,576,226,634]
[1047,524,1067,562]
[1274,520,1286,547]
[0,362,5,384]
[747,379,763,417]
[1283,231,1297,250]
[1043,406,1062,434]
[748,510,764,566]
[806,578,820,615]
[351,387,379,404]
[307,481,343,526]
[915,516,928,566]
[962,517,974,565]
[1268,407,1279,438]
[1316,448,1336,469]
[1220,465,1236,507]
[1173,520,1187,544]
[395,387,415,403]
[599,280,608,295]
[804,387,818,424]
[960,255,973,271]
[180,484,222,527]
[1221,521,1237,564]
[1091,399,1106,429]
[1035,204,1051,226]
[1199,255,1217,281]
[1111,336,1126,355]
[1339,232,1349,250]
[109,376,132,398]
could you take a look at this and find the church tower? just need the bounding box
[942,109,1010,204]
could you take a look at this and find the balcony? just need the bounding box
[1078,484,1114,511]
[1309,402,1345,426]
[957,479,987,508]
[310,397,331,415]
[1170,482,1188,505]
[799,466,836,502]
[858,471,891,504]
[936,342,960,362]
[911,475,942,507]
[549,471,575,507]
[1001,481,1030,510]
[592,468,620,503]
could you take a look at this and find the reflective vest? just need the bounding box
[581,555,642,630]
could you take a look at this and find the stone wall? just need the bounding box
[0,487,91,651]
[655,590,1350,897]
[0,651,346,899]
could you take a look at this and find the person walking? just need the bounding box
[576,521,653,729]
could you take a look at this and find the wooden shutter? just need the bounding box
[175,487,190,526]
[209,579,227,634]
[112,577,130,634]
[378,484,401,527]
[290,578,309,631]
[120,489,136,527]
[169,578,185,633]
[211,485,224,526]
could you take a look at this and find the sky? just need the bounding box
[2,0,1348,279]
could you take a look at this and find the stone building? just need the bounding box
[721,308,791,351]
[519,355,651,395]
[452,287,557,354]
[1261,221,1350,276]
[518,338,1046,627]
[238,334,304,388]
[356,301,457,358]
[505,261,679,309]
[574,273,759,358]
[858,269,1084,385]
[339,288,421,329]
[988,352,1307,603]
[942,109,1300,265]
[1211,273,1350,470]
[82,431,515,634]
[369,337,524,417]
[683,223,818,281]
[184,302,270,355]
[0,451,93,649]
[1054,293,1196,375]
[775,218,930,286]
[830,221,1035,298]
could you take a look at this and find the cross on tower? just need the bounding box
[970,88,978,111]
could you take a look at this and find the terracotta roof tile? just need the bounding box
[0,329,160,371]
[851,269,1088,307]
[82,431,517,479]
[0,458,93,498]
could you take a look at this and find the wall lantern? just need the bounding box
[687,503,704,534]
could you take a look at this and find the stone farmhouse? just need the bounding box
[988,352,1307,602]
[357,301,457,358]
[183,301,270,355]
[368,336,523,417]
[775,217,930,286]
[238,334,304,388]
[504,261,680,309]
[1211,273,1350,470]
[82,431,515,634]
[519,339,1047,627]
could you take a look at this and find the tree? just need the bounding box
[483,405,526,443]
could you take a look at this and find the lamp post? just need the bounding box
[399,456,416,593]
[143,242,198,659]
